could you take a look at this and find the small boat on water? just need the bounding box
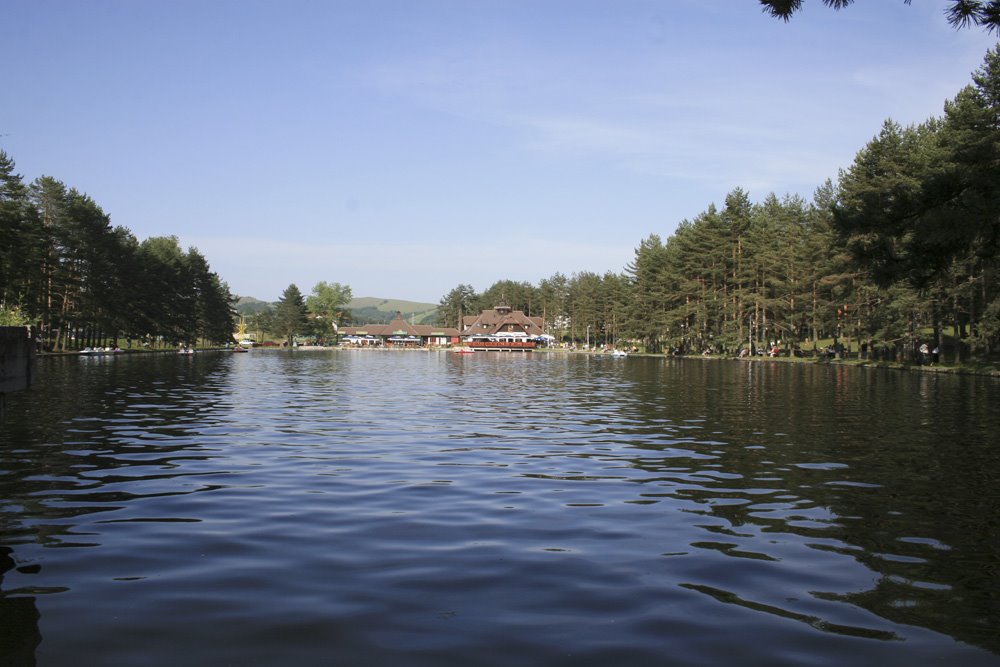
[452,346,476,354]
[178,346,194,355]
[80,347,122,355]
[594,349,629,359]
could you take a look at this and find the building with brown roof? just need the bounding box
[339,302,547,350]
[461,301,545,339]
[340,312,460,347]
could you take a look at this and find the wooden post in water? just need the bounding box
[0,326,35,421]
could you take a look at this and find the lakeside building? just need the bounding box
[461,301,545,339]
[460,301,548,352]
[340,312,459,347]
[338,302,548,351]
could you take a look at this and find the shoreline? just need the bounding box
[537,347,1000,377]
[37,346,1000,377]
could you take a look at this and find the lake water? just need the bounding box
[1,350,999,666]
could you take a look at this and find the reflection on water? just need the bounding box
[1,351,999,666]
[0,546,42,662]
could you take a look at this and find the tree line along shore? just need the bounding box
[435,46,1000,368]
[4,46,1000,370]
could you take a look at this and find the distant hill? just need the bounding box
[235,296,273,315]
[347,297,438,325]
[233,295,439,324]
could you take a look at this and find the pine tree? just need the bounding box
[274,283,309,346]
[436,284,477,328]
[760,0,1000,32]
[0,152,34,315]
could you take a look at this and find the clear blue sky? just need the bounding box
[3,1,996,303]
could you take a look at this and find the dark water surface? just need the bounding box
[1,351,999,666]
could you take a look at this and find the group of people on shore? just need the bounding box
[918,342,940,365]
[734,341,799,358]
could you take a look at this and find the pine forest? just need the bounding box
[4,45,1000,364]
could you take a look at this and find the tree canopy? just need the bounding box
[274,284,309,346]
[435,44,1000,363]
[760,0,1000,31]
[0,155,235,350]
[306,281,353,334]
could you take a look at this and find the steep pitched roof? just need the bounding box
[382,312,420,336]
[462,305,544,338]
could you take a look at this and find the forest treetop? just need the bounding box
[760,0,1000,31]
[437,44,1000,364]
[0,158,235,349]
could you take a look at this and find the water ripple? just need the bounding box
[1,351,999,666]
